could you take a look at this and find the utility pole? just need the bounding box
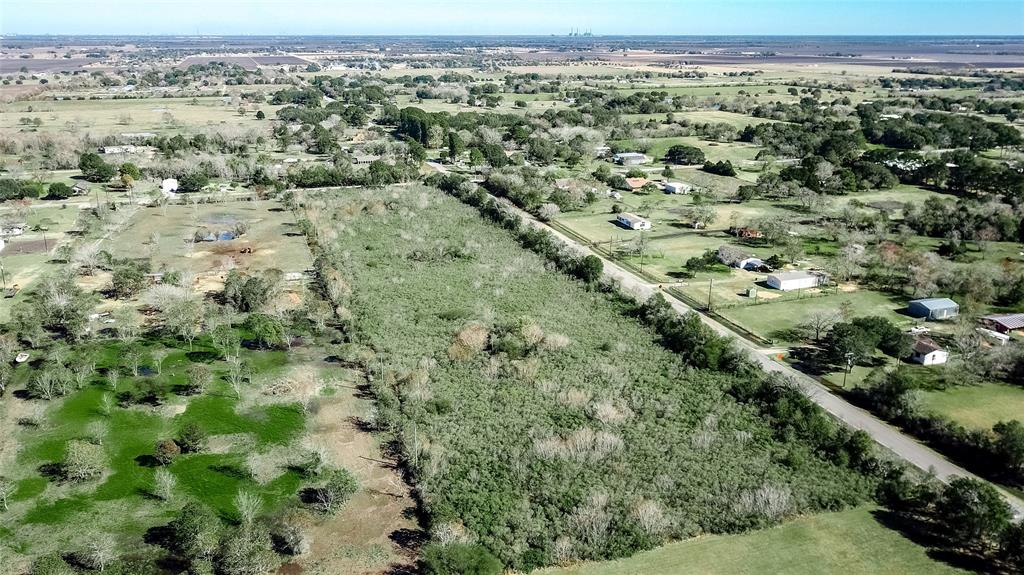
[0,260,6,289]
[707,278,714,312]
[842,352,854,389]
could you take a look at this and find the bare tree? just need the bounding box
[82,537,117,572]
[234,490,263,526]
[0,477,14,511]
[151,349,169,375]
[153,468,177,501]
[800,310,841,341]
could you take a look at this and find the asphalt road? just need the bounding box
[424,161,1024,517]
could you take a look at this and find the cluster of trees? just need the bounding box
[859,108,1022,151]
[878,473,1024,572]
[285,159,417,188]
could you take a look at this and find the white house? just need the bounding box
[736,257,766,271]
[612,152,651,166]
[100,145,137,155]
[910,338,948,366]
[766,270,823,291]
[616,212,652,231]
[161,178,179,194]
[663,182,691,195]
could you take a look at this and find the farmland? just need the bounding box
[2,31,1024,575]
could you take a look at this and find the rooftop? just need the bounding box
[912,337,943,355]
[909,297,959,310]
[982,313,1024,331]
[769,270,818,280]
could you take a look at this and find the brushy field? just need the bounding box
[535,506,968,575]
[300,185,873,571]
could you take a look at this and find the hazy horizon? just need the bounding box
[3,0,1023,37]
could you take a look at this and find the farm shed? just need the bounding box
[161,178,179,194]
[616,212,652,231]
[664,181,692,194]
[910,338,948,366]
[612,152,651,166]
[766,270,823,291]
[908,298,959,321]
[980,313,1024,334]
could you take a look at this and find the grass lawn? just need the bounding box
[717,289,912,345]
[536,506,967,575]
[918,383,1024,431]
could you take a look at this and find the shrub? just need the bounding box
[169,502,221,560]
[64,439,105,482]
[154,439,181,465]
[177,422,209,453]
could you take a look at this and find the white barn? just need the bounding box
[766,270,823,291]
[663,182,691,194]
[616,212,652,231]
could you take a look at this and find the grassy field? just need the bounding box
[918,383,1024,430]
[536,506,967,575]
[105,199,313,293]
[717,289,914,345]
[0,96,283,137]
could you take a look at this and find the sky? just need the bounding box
[2,0,1023,36]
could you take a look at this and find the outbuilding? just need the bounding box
[616,212,652,231]
[908,298,959,321]
[910,338,948,366]
[71,183,90,196]
[980,313,1024,335]
[663,182,691,194]
[161,178,179,194]
[612,152,651,166]
[766,270,823,291]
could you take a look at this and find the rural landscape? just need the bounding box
[1,2,1024,574]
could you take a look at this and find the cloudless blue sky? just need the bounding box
[3,0,1023,36]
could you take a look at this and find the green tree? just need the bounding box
[935,477,1012,549]
[579,255,603,283]
[45,182,73,200]
[118,162,141,179]
[255,110,266,120]
[78,152,116,182]
[993,420,1024,476]
[178,172,210,193]
[169,502,221,561]
[664,144,706,165]
[243,313,286,349]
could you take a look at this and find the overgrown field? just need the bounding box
[299,185,874,571]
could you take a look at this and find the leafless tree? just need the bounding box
[0,477,14,510]
[153,468,177,501]
[234,490,263,527]
[801,310,841,341]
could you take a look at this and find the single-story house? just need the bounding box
[908,298,959,321]
[351,152,381,165]
[161,178,179,194]
[663,182,691,195]
[612,152,651,166]
[616,212,652,231]
[766,270,824,291]
[100,145,137,154]
[624,177,649,191]
[980,313,1024,334]
[910,337,948,366]
[0,223,27,238]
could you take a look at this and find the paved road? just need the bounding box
[426,162,1024,517]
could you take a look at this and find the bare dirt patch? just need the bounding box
[298,377,420,575]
